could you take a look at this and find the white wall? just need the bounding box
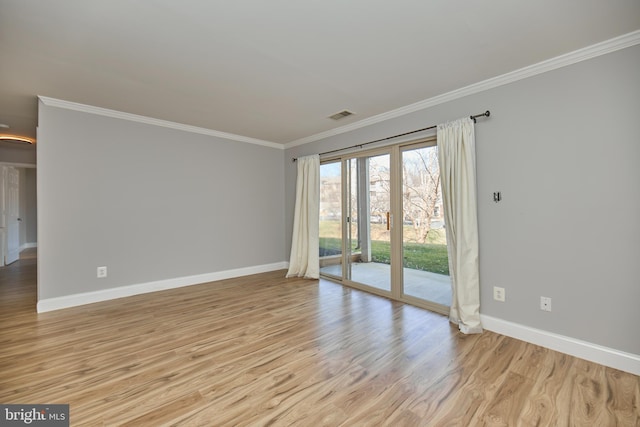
[37,102,285,302]
[285,45,640,357]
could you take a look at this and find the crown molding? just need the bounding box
[285,29,640,149]
[38,96,284,150]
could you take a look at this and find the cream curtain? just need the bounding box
[286,154,320,279]
[437,118,482,334]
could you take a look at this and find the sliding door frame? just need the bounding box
[341,146,396,298]
[398,138,449,315]
[320,135,449,315]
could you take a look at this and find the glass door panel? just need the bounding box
[319,161,342,278]
[346,154,391,292]
[401,145,452,307]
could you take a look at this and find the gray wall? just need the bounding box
[25,168,37,244]
[285,45,640,355]
[0,143,36,165]
[19,168,27,247]
[38,104,285,299]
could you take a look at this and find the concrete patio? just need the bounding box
[320,262,452,307]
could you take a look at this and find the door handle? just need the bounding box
[17,218,22,221]
[386,212,390,231]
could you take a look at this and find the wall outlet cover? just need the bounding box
[97,266,107,278]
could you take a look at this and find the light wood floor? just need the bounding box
[1,250,638,426]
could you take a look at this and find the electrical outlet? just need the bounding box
[493,286,505,302]
[540,296,552,312]
[97,266,107,278]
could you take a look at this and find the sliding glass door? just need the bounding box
[319,161,342,278]
[345,153,391,293]
[319,139,451,313]
[400,144,452,309]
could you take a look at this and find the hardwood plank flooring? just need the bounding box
[1,250,638,426]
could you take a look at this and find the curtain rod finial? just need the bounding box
[471,110,491,123]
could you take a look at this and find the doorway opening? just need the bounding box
[0,165,37,267]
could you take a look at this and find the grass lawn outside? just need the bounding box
[373,240,449,276]
[319,220,450,275]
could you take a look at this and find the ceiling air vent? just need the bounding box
[328,110,355,120]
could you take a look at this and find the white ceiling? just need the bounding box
[1,1,639,146]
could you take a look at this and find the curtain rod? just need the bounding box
[292,110,490,162]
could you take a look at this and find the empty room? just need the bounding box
[1,1,639,425]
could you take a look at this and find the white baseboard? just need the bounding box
[481,315,640,376]
[37,261,289,313]
[21,243,37,251]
